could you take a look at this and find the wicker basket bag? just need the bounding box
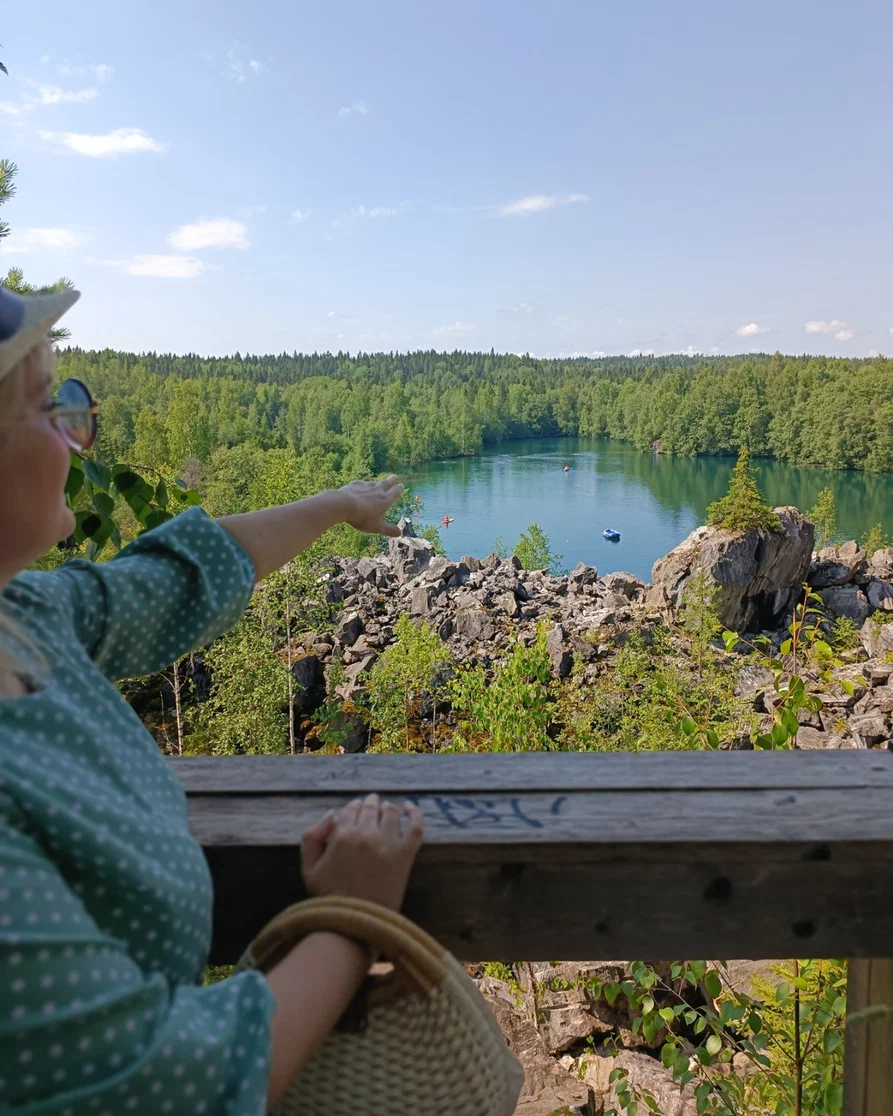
[237,895,524,1116]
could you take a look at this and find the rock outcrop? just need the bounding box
[650,507,814,631]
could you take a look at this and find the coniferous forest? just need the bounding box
[58,348,893,490]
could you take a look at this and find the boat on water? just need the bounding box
[602,528,621,541]
[440,516,455,526]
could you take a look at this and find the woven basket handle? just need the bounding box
[243,895,449,995]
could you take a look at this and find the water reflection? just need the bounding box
[411,438,893,582]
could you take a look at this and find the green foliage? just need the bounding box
[64,454,200,560]
[449,629,554,751]
[366,615,452,750]
[830,614,860,652]
[809,487,838,548]
[680,570,722,675]
[706,446,782,533]
[862,522,889,558]
[511,523,564,574]
[491,536,508,560]
[724,587,858,750]
[601,958,846,1116]
[189,613,290,754]
[53,344,893,482]
[559,624,743,753]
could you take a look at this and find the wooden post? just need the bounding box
[844,958,893,1116]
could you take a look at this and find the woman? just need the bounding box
[0,285,424,1112]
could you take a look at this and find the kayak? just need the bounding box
[602,528,620,541]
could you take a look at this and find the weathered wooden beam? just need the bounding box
[844,958,893,1116]
[173,752,893,964]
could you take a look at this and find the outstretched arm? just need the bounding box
[218,476,405,582]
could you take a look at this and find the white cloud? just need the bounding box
[168,218,249,251]
[57,61,115,82]
[627,348,655,357]
[40,127,165,157]
[7,227,85,253]
[1,80,101,116]
[332,204,400,226]
[804,319,854,341]
[338,99,370,118]
[433,321,475,339]
[888,327,893,336]
[501,192,589,216]
[710,347,720,354]
[101,254,205,279]
[225,48,268,82]
[736,322,769,337]
[560,350,606,358]
[33,83,99,105]
[289,209,310,224]
[805,319,847,334]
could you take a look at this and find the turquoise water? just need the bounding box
[410,438,893,582]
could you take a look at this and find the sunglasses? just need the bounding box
[49,379,99,452]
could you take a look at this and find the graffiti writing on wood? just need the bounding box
[405,795,567,829]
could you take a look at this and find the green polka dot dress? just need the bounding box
[0,509,275,1113]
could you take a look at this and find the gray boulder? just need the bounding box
[809,541,867,588]
[817,586,870,625]
[387,534,434,583]
[569,562,599,588]
[335,611,364,647]
[546,625,574,679]
[867,579,893,612]
[290,654,326,716]
[650,507,814,631]
[609,1051,697,1116]
[410,584,439,617]
[355,556,380,584]
[602,571,644,597]
[479,979,592,1116]
[422,555,458,584]
[860,618,893,658]
[454,608,496,642]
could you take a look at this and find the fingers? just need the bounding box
[357,792,382,831]
[380,522,402,537]
[403,804,425,848]
[381,800,401,839]
[301,810,335,866]
[338,797,364,826]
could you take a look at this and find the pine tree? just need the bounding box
[808,487,837,549]
[862,523,888,560]
[706,446,782,533]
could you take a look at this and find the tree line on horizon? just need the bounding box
[58,346,893,478]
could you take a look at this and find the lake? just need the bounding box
[410,438,893,582]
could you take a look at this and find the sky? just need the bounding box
[2,0,892,358]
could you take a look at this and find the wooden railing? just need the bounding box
[174,750,893,1116]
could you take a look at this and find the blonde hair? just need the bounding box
[0,349,51,681]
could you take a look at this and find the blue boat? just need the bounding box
[602,528,621,541]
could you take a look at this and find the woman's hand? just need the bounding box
[337,476,405,537]
[301,794,424,911]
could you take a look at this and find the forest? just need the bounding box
[58,347,893,485]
